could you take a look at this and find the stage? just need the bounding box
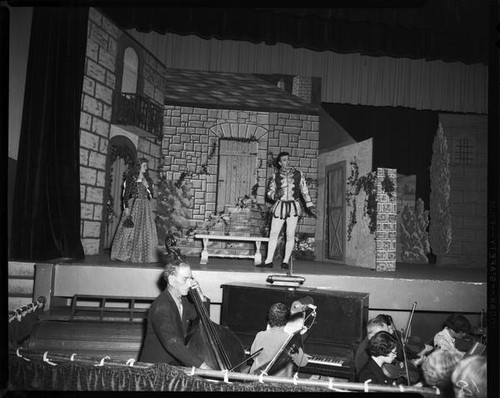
[32,253,487,342]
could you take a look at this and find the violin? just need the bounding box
[381,304,426,385]
[456,310,487,354]
[382,358,421,384]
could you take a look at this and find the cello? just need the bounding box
[251,297,317,376]
[186,284,247,372]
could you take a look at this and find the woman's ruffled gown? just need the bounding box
[111,183,159,263]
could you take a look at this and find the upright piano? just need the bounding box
[220,282,369,381]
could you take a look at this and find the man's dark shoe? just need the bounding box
[257,262,273,268]
[281,262,289,270]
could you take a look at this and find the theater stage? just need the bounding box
[33,253,487,342]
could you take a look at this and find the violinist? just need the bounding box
[354,316,392,377]
[433,313,472,358]
[139,261,212,369]
[356,331,399,385]
[249,302,309,377]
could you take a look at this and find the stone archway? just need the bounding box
[100,135,137,251]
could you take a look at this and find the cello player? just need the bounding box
[249,302,309,377]
[139,261,212,369]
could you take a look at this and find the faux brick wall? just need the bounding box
[161,106,319,255]
[439,114,487,267]
[79,8,164,255]
[375,168,397,271]
[292,76,312,103]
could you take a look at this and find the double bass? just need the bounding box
[186,284,247,371]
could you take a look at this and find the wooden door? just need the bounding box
[326,161,346,261]
[104,157,127,249]
[217,140,257,212]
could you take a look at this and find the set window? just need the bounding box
[121,47,138,94]
[453,137,474,165]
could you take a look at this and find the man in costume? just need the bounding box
[258,151,315,269]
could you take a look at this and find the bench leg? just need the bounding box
[254,241,262,265]
[200,238,209,264]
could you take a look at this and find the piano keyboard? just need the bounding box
[307,354,345,367]
[244,348,355,381]
[301,354,355,381]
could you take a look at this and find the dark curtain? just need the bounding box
[100,5,488,65]
[321,103,438,208]
[10,7,88,261]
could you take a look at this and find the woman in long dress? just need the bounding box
[111,158,159,263]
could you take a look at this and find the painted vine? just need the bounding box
[345,158,395,241]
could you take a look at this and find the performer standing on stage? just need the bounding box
[111,158,159,263]
[249,302,308,377]
[139,261,211,369]
[257,152,316,269]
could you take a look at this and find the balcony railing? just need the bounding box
[111,92,163,140]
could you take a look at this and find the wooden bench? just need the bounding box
[194,234,269,265]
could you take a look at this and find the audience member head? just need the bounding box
[367,317,390,339]
[373,314,396,335]
[366,331,398,359]
[421,350,461,389]
[443,314,472,338]
[451,355,487,398]
[268,302,290,328]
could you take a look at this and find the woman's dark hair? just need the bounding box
[126,158,153,187]
[366,331,398,357]
[444,314,471,334]
[267,302,290,327]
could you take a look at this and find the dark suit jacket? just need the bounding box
[139,288,206,366]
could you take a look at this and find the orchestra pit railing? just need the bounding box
[9,348,441,395]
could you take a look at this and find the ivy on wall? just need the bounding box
[346,158,395,241]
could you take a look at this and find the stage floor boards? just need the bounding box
[50,251,486,284]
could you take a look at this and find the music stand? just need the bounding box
[266,215,306,288]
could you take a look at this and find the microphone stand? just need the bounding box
[266,214,306,288]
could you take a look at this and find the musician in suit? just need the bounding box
[249,302,309,377]
[139,261,211,369]
[357,331,399,385]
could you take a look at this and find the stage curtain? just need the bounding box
[128,30,488,114]
[8,354,327,392]
[100,7,487,65]
[320,103,438,209]
[9,7,88,261]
